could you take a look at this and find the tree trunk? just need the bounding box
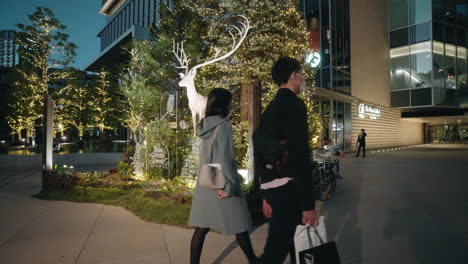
[248,79,261,189]
[16,129,22,141]
[78,126,84,138]
[240,83,249,121]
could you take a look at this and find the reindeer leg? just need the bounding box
[192,113,197,137]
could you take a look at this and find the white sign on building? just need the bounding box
[358,103,381,120]
[306,51,321,68]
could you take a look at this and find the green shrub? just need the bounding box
[140,177,193,200]
[52,164,75,177]
[117,161,134,177]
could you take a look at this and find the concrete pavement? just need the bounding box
[323,144,468,263]
[1,146,468,264]
[0,153,263,264]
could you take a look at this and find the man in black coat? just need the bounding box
[258,56,318,263]
[355,129,367,157]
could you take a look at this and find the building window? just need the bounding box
[150,0,155,25]
[457,46,467,92]
[119,12,124,37]
[299,0,350,94]
[433,0,468,27]
[410,41,432,88]
[110,22,113,43]
[135,0,139,25]
[433,41,445,89]
[126,5,130,30]
[390,45,411,90]
[411,87,432,106]
[105,27,109,48]
[445,26,456,45]
[390,27,409,48]
[409,0,431,25]
[433,22,444,42]
[148,0,152,26]
[433,87,447,105]
[117,14,120,37]
[127,7,130,30]
[410,22,431,44]
[155,0,160,25]
[433,0,447,22]
[445,43,457,89]
[142,0,146,27]
[391,90,411,107]
[389,0,409,30]
[139,0,143,26]
[130,1,135,26]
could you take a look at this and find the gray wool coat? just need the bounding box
[188,115,252,235]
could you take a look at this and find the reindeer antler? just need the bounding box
[191,15,251,71]
[172,39,190,74]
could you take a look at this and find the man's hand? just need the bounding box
[262,200,272,218]
[216,189,228,199]
[302,210,319,226]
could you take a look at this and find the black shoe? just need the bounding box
[355,155,358,157]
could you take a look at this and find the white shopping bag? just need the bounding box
[294,216,327,262]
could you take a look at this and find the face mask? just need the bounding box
[299,79,306,93]
[296,72,306,93]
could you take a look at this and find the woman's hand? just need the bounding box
[216,189,228,199]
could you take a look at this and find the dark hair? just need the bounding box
[361,129,365,131]
[271,56,302,86]
[205,88,232,118]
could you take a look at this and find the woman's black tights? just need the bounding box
[190,227,258,264]
[190,227,210,264]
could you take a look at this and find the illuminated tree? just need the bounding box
[196,0,322,172]
[7,68,41,143]
[55,69,95,139]
[9,7,77,143]
[196,0,311,106]
[93,68,125,136]
[120,43,163,142]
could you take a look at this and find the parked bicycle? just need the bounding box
[312,145,341,201]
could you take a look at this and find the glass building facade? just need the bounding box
[87,0,171,71]
[389,0,468,108]
[298,0,351,95]
[298,0,353,151]
[0,31,16,68]
[98,0,171,52]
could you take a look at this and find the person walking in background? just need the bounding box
[355,129,367,157]
[257,56,318,263]
[188,88,258,264]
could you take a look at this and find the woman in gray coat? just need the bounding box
[189,88,258,264]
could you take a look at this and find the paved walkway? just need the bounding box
[0,153,266,264]
[1,146,468,264]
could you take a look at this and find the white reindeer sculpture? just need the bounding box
[172,15,251,135]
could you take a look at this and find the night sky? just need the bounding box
[0,0,105,70]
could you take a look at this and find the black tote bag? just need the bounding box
[298,227,341,264]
